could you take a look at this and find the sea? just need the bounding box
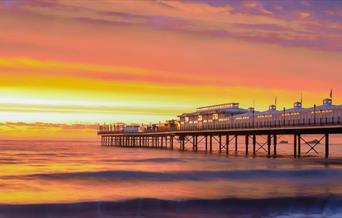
[0,136,342,218]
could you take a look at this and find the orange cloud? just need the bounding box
[0,122,98,140]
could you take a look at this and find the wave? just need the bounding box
[14,168,342,182]
[0,195,341,218]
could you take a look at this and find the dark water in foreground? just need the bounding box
[0,139,341,217]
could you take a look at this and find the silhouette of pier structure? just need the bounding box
[98,98,342,158]
[98,125,342,159]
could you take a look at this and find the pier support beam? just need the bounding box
[235,135,238,155]
[245,135,249,156]
[226,135,229,155]
[192,136,194,151]
[219,135,222,153]
[192,136,196,151]
[298,134,301,158]
[210,135,213,153]
[170,136,174,150]
[267,134,271,158]
[253,135,256,157]
[273,134,277,158]
[205,136,208,152]
[325,133,329,159]
[195,136,198,151]
[180,136,185,151]
[294,134,297,158]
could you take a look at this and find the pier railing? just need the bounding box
[179,118,342,131]
[98,118,342,134]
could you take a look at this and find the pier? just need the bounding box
[98,125,342,158]
[98,97,342,158]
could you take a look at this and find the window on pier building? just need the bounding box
[212,113,219,120]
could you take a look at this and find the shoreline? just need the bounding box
[0,195,341,217]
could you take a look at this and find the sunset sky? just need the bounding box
[0,0,341,139]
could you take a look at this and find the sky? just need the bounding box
[0,0,341,139]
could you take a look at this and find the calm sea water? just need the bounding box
[0,137,342,217]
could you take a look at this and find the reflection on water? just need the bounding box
[0,139,341,217]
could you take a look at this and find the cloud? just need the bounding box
[0,122,98,140]
[3,0,336,51]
